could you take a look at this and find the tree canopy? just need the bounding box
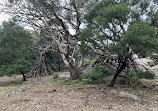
[0,19,37,76]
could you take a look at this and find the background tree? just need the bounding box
[46,51,66,72]
[0,19,37,80]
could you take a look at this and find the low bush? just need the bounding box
[0,58,33,76]
[151,55,158,63]
[0,80,23,87]
[136,71,155,79]
[81,64,114,84]
[127,68,155,79]
[53,73,59,79]
[82,59,95,67]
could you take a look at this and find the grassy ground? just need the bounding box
[0,74,158,111]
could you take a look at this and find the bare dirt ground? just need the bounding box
[0,75,158,111]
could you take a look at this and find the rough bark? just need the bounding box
[62,55,82,80]
[69,64,82,80]
[58,42,83,80]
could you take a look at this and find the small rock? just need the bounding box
[110,89,117,94]
[47,89,57,93]
[5,94,10,97]
[21,89,26,92]
[82,79,89,81]
[59,72,70,78]
[119,91,139,100]
[6,90,17,97]
[82,64,94,75]
[78,87,84,90]
[10,90,16,94]
[148,108,158,111]
[3,108,6,110]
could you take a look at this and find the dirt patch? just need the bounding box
[0,75,158,111]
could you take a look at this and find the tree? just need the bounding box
[0,19,37,80]
[82,0,158,87]
[108,21,157,87]
[3,0,98,79]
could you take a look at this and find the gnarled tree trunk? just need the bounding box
[60,50,83,80]
[69,64,82,80]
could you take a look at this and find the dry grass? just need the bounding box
[0,75,158,111]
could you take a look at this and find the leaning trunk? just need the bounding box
[109,60,127,87]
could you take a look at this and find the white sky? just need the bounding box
[0,0,11,24]
[0,14,10,24]
[0,0,80,33]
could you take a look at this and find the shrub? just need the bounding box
[82,59,95,67]
[127,68,137,77]
[127,68,155,79]
[0,80,23,87]
[82,64,114,84]
[136,71,155,79]
[151,55,158,63]
[0,58,33,76]
[53,73,59,79]
[0,65,9,76]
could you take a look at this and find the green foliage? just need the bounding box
[87,0,130,24]
[108,20,158,56]
[0,58,33,76]
[0,19,37,76]
[82,59,95,67]
[52,79,85,86]
[92,64,111,80]
[0,80,23,87]
[82,64,114,84]
[83,0,158,55]
[136,71,155,79]
[84,0,130,44]
[126,68,137,78]
[83,59,91,67]
[151,55,158,62]
[85,0,116,23]
[46,51,66,72]
[124,20,158,56]
[82,0,158,87]
[125,21,156,38]
[80,28,93,56]
[127,68,155,79]
[108,42,125,53]
[53,73,59,79]
[0,65,9,76]
[96,3,130,24]
[150,11,158,28]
